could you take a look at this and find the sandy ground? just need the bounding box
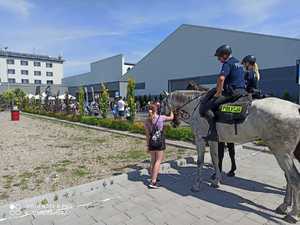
[0,112,195,205]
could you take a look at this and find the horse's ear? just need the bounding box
[161,91,169,98]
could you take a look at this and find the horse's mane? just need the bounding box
[171,90,205,105]
[186,81,209,92]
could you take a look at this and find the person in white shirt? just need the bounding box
[117,97,125,118]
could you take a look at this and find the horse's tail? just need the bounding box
[294,140,300,163]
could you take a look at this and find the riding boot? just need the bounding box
[202,110,218,142]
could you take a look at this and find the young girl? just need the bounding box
[144,104,174,188]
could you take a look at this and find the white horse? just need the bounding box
[164,90,300,223]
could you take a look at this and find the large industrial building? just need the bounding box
[0,50,66,94]
[62,54,136,98]
[121,24,300,101]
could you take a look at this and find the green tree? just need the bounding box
[282,91,293,102]
[79,87,85,116]
[13,88,26,109]
[2,89,16,108]
[126,78,136,122]
[99,83,109,118]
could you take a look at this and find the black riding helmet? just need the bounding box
[214,44,232,57]
[242,55,256,65]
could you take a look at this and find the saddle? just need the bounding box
[215,94,252,125]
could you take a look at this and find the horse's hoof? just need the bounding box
[210,173,216,180]
[283,215,298,224]
[275,206,287,215]
[210,183,219,188]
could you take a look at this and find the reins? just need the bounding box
[170,94,203,122]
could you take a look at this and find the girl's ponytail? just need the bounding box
[254,63,260,81]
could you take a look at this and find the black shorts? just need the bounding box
[118,111,125,117]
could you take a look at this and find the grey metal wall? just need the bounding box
[122,24,300,95]
[62,54,124,87]
[259,66,299,101]
[68,81,120,98]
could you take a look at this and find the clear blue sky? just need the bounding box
[0,0,299,77]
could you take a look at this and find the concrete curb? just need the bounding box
[22,112,196,150]
[242,143,270,154]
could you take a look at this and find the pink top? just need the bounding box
[144,115,167,132]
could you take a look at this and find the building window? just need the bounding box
[21,70,29,75]
[46,62,53,68]
[22,79,29,84]
[8,78,16,84]
[46,72,53,77]
[7,69,15,74]
[34,71,41,76]
[20,60,28,66]
[7,59,14,64]
[47,80,53,85]
[34,80,41,84]
[34,61,41,67]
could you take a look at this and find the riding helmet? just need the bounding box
[242,55,256,65]
[214,44,232,57]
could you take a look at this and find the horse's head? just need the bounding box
[161,90,206,128]
[160,91,181,127]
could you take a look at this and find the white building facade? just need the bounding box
[62,54,135,98]
[0,51,64,86]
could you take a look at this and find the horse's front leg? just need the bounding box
[275,174,292,215]
[209,141,221,188]
[191,136,206,192]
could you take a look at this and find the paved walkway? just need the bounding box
[1,145,298,225]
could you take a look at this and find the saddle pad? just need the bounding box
[215,96,252,124]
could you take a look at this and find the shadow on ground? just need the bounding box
[128,164,286,224]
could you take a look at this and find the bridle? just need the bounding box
[166,94,202,123]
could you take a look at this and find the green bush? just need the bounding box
[24,110,194,142]
[80,116,99,125]
[98,118,113,128]
[129,122,145,134]
[110,120,131,131]
[165,125,194,142]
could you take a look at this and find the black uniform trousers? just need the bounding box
[218,142,236,172]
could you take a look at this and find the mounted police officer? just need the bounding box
[242,55,260,94]
[200,44,246,141]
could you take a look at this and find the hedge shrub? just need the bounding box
[23,110,194,142]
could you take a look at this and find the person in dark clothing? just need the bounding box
[199,45,246,141]
[242,55,260,93]
[211,142,237,179]
[218,142,237,177]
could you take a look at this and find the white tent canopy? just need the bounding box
[58,94,76,100]
[69,95,76,100]
[26,94,35,99]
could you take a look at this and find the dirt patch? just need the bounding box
[0,112,195,205]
